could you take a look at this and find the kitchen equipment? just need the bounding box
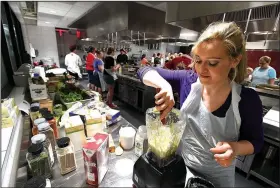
[119,127,136,150]
[132,107,187,188]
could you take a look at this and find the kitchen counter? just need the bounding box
[116,72,141,83]
[16,117,138,188]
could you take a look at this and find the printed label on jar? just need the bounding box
[48,145,54,164]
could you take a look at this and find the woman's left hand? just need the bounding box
[210,142,238,167]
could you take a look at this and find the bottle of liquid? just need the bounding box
[134,125,148,157]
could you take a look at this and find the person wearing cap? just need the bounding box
[65,45,83,80]
[116,49,128,64]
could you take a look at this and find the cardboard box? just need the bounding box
[46,81,59,93]
[29,80,48,101]
[83,133,109,186]
[39,98,53,113]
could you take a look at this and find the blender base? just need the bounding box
[132,154,186,188]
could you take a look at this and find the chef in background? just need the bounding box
[65,45,82,80]
[116,49,128,64]
[251,56,277,86]
[140,54,150,66]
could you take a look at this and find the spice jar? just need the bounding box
[56,137,77,175]
[26,143,52,179]
[38,123,56,152]
[45,114,58,139]
[22,176,51,188]
[33,118,46,136]
[30,106,41,121]
[31,134,55,167]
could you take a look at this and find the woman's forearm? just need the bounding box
[232,140,254,156]
[143,70,171,89]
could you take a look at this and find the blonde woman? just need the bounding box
[137,22,263,187]
[251,56,277,86]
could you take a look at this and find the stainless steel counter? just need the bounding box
[16,117,138,188]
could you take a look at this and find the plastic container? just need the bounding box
[30,106,40,121]
[45,114,58,139]
[26,143,52,179]
[31,134,55,167]
[119,127,136,150]
[22,176,51,188]
[33,118,47,136]
[146,107,186,165]
[38,123,56,152]
[134,125,148,157]
[56,137,77,175]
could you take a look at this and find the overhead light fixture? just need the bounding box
[49,10,56,13]
[99,28,104,31]
[45,22,51,24]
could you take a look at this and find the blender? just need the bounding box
[132,107,187,188]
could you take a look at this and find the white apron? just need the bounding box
[180,78,242,187]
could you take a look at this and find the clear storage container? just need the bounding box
[31,134,55,167]
[26,143,52,179]
[56,137,77,175]
[38,122,56,151]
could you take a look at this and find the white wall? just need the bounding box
[21,24,60,67]
[246,40,279,50]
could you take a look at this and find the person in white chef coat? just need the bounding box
[65,45,83,80]
[138,22,264,187]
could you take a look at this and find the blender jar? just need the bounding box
[145,107,186,166]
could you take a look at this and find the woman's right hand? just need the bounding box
[155,84,175,120]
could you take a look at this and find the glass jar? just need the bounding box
[30,106,40,121]
[38,123,56,152]
[56,137,77,175]
[23,176,51,188]
[31,134,55,167]
[33,118,47,136]
[45,114,58,139]
[135,125,148,157]
[26,143,52,179]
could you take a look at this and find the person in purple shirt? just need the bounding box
[137,22,263,187]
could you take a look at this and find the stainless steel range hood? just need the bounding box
[165,2,279,42]
[69,2,182,43]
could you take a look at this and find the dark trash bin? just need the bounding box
[186,176,215,188]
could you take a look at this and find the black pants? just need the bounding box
[68,70,79,80]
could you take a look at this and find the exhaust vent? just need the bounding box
[224,3,279,22]
[251,4,277,20]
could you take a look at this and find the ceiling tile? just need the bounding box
[68,6,88,13]
[37,20,56,27]
[38,6,68,17]
[74,2,98,8]
[38,2,73,12]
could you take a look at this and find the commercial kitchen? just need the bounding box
[1,1,280,188]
